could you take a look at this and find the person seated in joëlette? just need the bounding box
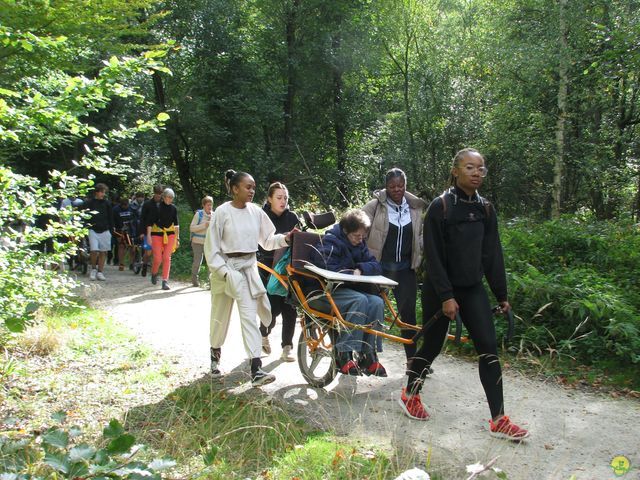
[307,209,387,377]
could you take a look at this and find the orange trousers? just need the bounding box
[151,234,176,280]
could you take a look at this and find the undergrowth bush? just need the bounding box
[501,214,640,367]
[0,414,176,480]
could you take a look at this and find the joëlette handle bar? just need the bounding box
[452,306,515,344]
[413,307,515,345]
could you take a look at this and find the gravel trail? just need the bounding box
[82,265,640,480]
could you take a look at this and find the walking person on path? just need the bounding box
[83,183,114,281]
[397,148,529,441]
[139,185,163,277]
[113,196,137,271]
[257,182,300,362]
[189,196,213,287]
[362,167,427,375]
[204,170,296,386]
[146,188,179,291]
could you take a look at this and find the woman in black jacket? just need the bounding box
[258,182,300,361]
[398,148,529,441]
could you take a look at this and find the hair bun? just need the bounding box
[225,169,236,181]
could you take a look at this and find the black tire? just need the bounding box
[297,318,337,388]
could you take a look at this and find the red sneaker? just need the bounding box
[339,359,361,376]
[364,361,387,377]
[398,389,429,420]
[489,415,529,441]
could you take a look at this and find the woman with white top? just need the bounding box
[189,196,213,287]
[204,170,296,386]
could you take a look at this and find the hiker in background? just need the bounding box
[113,196,137,271]
[258,182,300,362]
[397,148,529,442]
[146,188,179,291]
[83,183,114,281]
[106,188,119,266]
[130,191,146,218]
[189,195,213,287]
[139,185,163,277]
[204,170,296,387]
[362,167,427,375]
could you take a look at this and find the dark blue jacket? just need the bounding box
[310,224,382,276]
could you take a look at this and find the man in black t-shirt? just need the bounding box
[83,183,114,281]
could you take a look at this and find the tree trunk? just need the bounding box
[283,0,299,163]
[635,166,640,221]
[383,34,417,177]
[402,44,417,177]
[332,33,348,206]
[152,71,199,210]
[552,0,569,219]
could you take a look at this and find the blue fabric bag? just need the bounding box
[266,248,291,296]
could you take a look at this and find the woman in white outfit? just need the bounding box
[204,170,295,386]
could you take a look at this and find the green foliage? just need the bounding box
[270,435,398,479]
[0,415,176,480]
[0,5,172,333]
[0,167,82,332]
[502,215,640,366]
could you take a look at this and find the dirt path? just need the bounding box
[81,266,640,480]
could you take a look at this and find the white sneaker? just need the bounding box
[261,336,271,355]
[96,271,106,281]
[210,360,223,378]
[280,345,295,362]
[90,269,97,280]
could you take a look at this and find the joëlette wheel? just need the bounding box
[297,319,336,388]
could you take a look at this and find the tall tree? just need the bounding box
[552,0,569,219]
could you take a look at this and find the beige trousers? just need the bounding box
[209,256,271,359]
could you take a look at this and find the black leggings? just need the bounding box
[408,280,505,419]
[259,293,297,347]
[258,267,297,347]
[384,268,417,363]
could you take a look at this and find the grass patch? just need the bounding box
[270,435,400,479]
[0,306,180,434]
[125,380,314,476]
[2,305,415,479]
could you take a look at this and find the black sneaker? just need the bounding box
[161,280,170,290]
[251,368,275,386]
[141,263,148,277]
[151,273,158,285]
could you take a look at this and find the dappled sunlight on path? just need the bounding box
[80,264,640,479]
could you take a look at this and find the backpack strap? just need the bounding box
[191,209,206,240]
[441,188,492,221]
[477,194,492,219]
[439,188,456,222]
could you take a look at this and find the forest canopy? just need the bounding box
[0,0,639,374]
[1,0,639,218]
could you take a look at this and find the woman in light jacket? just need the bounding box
[189,196,213,287]
[362,168,427,373]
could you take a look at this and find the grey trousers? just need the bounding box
[191,242,205,277]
